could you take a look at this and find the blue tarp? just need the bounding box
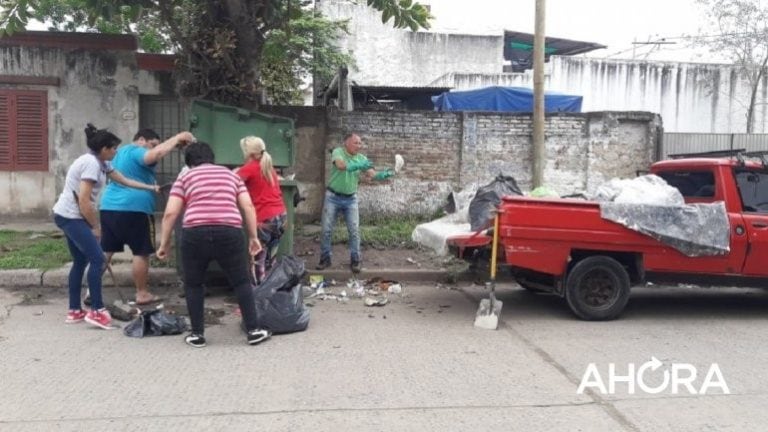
[431,86,582,113]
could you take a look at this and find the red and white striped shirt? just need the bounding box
[170,164,247,228]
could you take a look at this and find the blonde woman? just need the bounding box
[238,136,287,283]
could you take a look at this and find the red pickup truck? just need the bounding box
[447,155,768,320]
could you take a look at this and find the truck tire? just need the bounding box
[565,256,630,320]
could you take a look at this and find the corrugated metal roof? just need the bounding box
[503,31,606,72]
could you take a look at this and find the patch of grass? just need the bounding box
[329,215,434,249]
[0,230,71,270]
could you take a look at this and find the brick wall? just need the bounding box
[325,110,464,216]
[315,109,662,218]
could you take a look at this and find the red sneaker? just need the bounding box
[65,309,87,324]
[84,309,113,330]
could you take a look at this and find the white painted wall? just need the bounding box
[0,46,164,217]
[316,0,504,87]
[435,56,768,134]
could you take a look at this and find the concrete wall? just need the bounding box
[311,109,661,218]
[0,45,164,218]
[260,106,328,221]
[435,56,768,134]
[316,0,503,87]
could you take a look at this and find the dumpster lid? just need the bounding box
[188,100,295,168]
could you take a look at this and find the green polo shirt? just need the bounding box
[327,147,370,195]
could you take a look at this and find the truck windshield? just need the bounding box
[735,170,768,213]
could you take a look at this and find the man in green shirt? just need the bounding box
[317,133,393,273]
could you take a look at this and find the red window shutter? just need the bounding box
[13,91,48,171]
[0,92,11,170]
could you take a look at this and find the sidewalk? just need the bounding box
[0,219,458,287]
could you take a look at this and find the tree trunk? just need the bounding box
[175,0,269,109]
[222,0,266,109]
[746,55,768,133]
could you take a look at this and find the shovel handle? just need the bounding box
[489,212,500,282]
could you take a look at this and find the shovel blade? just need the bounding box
[474,297,503,330]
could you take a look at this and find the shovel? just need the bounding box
[474,211,503,330]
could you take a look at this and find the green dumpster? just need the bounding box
[175,100,297,278]
[189,100,294,167]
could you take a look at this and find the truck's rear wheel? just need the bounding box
[565,256,630,320]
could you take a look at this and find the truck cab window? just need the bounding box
[735,170,768,213]
[656,171,716,198]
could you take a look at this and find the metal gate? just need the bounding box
[138,95,188,212]
[664,133,768,158]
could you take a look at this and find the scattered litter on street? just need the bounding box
[364,297,389,307]
[347,279,365,297]
[405,257,421,267]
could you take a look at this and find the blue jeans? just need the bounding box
[320,190,360,263]
[54,214,106,310]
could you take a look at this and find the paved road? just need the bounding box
[1,282,767,431]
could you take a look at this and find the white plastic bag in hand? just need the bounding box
[394,154,405,173]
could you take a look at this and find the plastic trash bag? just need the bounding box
[468,174,522,231]
[251,255,310,334]
[529,186,559,198]
[593,175,684,206]
[124,310,188,338]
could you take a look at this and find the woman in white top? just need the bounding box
[52,124,159,330]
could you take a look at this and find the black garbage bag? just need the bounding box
[468,174,522,231]
[250,255,310,334]
[124,310,188,338]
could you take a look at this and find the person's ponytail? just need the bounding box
[84,123,120,153]
[260,151,275,185]
[240,136,276,185]
[84,123,98,141]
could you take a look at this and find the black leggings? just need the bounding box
[181,225,259,334]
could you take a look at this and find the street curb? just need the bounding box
[0,269,44,287]
[0,265,458,288]
[0,264,180,288]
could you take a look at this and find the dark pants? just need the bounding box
[54,214,106,310]
[181,225,259,334]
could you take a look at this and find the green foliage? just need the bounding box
[261,9,354,104]
[0,0,432,106]
[328,215,432,249]
[365,0,431,31]
[0,230,71,270]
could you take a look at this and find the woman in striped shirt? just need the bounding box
[156,142,271,348]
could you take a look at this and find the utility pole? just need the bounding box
[532,0,546,188]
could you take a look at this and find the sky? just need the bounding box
[422,0,714,62]
[21,0,717,62]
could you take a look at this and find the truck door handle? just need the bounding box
[753,222,768,229]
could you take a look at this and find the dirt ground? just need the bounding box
[292,230,458,272]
